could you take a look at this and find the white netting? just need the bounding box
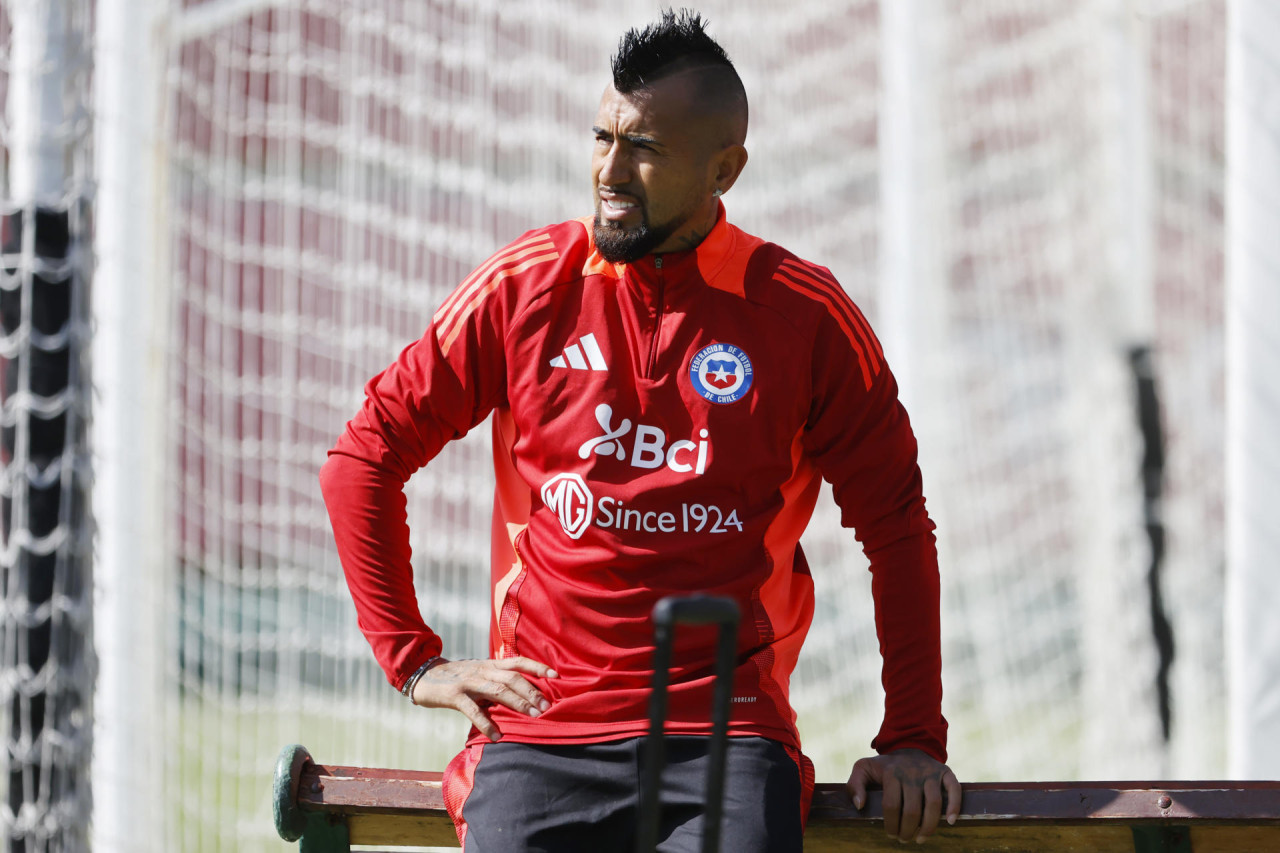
[0,0,95,850]
[77,0,1242,848]
[1151,0,1227,778]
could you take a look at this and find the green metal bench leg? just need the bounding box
[299,811,351,853]
[1132,825,1193,853]
[275,743,352,852]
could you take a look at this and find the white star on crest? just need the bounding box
[711,365,732,383]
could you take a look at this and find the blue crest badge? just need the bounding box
[689,343,753,404]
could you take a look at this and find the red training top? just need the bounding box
[320,204,947,760]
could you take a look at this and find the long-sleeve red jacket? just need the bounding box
[320,204,947,760]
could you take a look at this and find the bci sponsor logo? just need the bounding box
[577,404,710,475]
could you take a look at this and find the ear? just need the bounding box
[711,145,749,195]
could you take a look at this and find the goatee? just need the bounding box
[593,212,673,264]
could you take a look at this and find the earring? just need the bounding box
[711,188,723,197]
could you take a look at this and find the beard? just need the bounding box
[592,207,675,264]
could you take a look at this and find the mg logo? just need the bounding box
[541,473,594,539]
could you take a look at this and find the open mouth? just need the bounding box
[599,194,642,224]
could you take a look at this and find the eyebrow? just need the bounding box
[592,126,664,149]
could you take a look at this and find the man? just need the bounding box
[320,10,960,851]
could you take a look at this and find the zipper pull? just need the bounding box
[655,256,663,270]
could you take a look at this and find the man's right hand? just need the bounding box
[410,657,559,741]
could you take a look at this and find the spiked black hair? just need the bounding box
[611,9,738,93]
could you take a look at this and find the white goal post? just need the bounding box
[90,0,170,847]
[1224,0,1280,781]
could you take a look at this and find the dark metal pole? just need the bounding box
[637,594,740,853]
[1129,346,1173,743]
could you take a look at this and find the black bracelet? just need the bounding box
[400,655,442,699]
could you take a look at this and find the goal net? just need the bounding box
[0,1,95,849]
[3,0,1242,849]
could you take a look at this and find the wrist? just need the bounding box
[400,655,444,700]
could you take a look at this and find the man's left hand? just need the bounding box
[847,748,961,843]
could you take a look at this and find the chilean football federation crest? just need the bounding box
[689,343,753,404]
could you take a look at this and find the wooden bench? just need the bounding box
[273,743,1280,852]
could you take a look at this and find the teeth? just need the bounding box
[603,198,636,210]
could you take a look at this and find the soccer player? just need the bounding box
[320,9,961,851]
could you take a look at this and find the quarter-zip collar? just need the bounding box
[603,200,739,297]
[578,200,744,295]
[579,202,746,383]
[625,239,700,298]
[574,200,753,386]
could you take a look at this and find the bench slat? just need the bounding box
[288,758,1280,851]
[348,813,459,847]
[300,765,1280,825]
[298,765,446,814]
[807,823,1139,852]
[809,781,1280,825]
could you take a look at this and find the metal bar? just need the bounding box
[637,603,676,853]
[702,603,740,853]
[636,594,741,853]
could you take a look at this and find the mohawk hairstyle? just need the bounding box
[611,8,738,93]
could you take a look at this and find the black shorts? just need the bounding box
[443,735,813,852]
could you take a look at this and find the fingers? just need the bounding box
[943,767,962,826]
[454,693,502,742]
[899,781,926,842]
[849,751,961,843]
[911,767,959,842]
[484,666,553,718]
[489,658,559,715]
[849,758,870,809]
[882,768,903,842]
[915,773,943,842]
[846,757,877,810]
[494,656,560,680]
[413,657,560,740]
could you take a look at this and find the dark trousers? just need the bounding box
[443,735,809,852]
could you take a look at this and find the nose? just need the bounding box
[596,141,631,189]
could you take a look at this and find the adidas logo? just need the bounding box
[549,333,608,371]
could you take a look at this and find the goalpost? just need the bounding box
[1,0,1272,850]
[1225,0,1280,780]
[91,0,170,847]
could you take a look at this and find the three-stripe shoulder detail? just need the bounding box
[772,258,883,390]
[433,232,561,355]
